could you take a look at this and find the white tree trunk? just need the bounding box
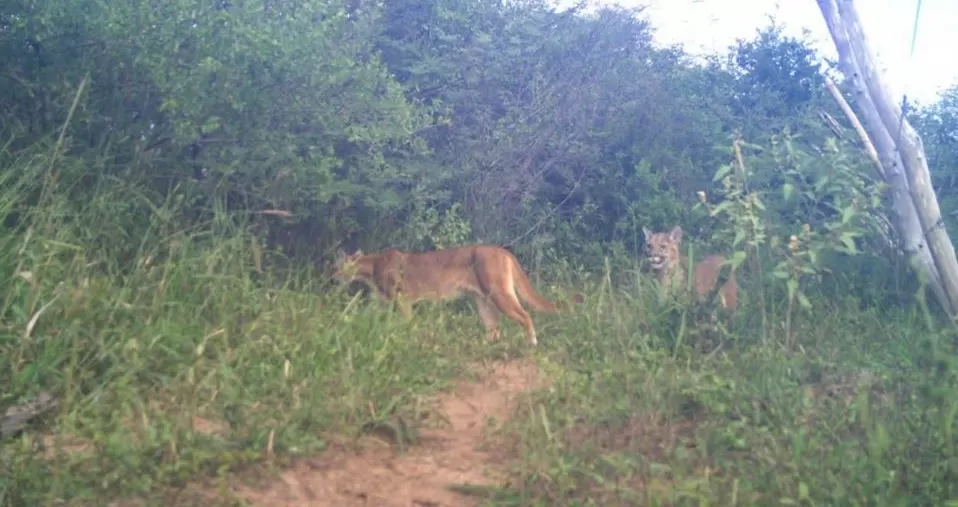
[817,0,958,315]
[824,76,948,308]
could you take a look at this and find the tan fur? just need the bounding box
[332,244,582,346]
[642,225,737,323]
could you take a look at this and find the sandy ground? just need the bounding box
[232,358,544,507]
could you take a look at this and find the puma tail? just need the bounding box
[509,255,583,312]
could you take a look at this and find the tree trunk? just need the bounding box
[823,76,948,309]
[816,0,958,316]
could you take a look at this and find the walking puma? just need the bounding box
[332,245,582,346]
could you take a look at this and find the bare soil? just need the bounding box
[232,357,545,507]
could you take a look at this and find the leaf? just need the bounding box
[751,195,766,210]
[840,234,858,254]
[786,278,798,297]
[841,205,856,224]
[730,250,747,267]
[782,182,795,201]
[797,291,811,309]
[710,201,732,217]
[202,116,222,134]
[733,229,746,247]
[712,164,733,182]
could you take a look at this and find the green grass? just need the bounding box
[2,151,958,507]
[0,232,516,505]
[2,229,958,507]
[500,295,958,506]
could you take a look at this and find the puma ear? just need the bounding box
[642,226,652,241]
[668,225,683,242]
[353,249,364,258]
[335,249,347,261]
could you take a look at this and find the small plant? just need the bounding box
[697,135,770,341]
[704,131,885,349]
[770,227,815,349]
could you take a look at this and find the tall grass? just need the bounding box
[1,137,958,506]
[0,137,516,506]
[504,295,958,506]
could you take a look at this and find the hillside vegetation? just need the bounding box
[2,0,958,505]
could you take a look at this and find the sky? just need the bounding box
[552,0,958,106]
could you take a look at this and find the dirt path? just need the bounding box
[234,358,544,507]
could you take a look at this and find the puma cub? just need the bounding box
[642,225,737,320]
[332,245,581,346]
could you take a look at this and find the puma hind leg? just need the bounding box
[475,296,502,342]
[488,288,538,346]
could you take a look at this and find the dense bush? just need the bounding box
[2,0,958,505]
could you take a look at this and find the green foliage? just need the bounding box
[504,290,958,506]
[3,0,904,273]
[2,0,437,253]
[699,130,892,347]
[912,84,958,234]
[2,0,958,505]
[730,24,830,134]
